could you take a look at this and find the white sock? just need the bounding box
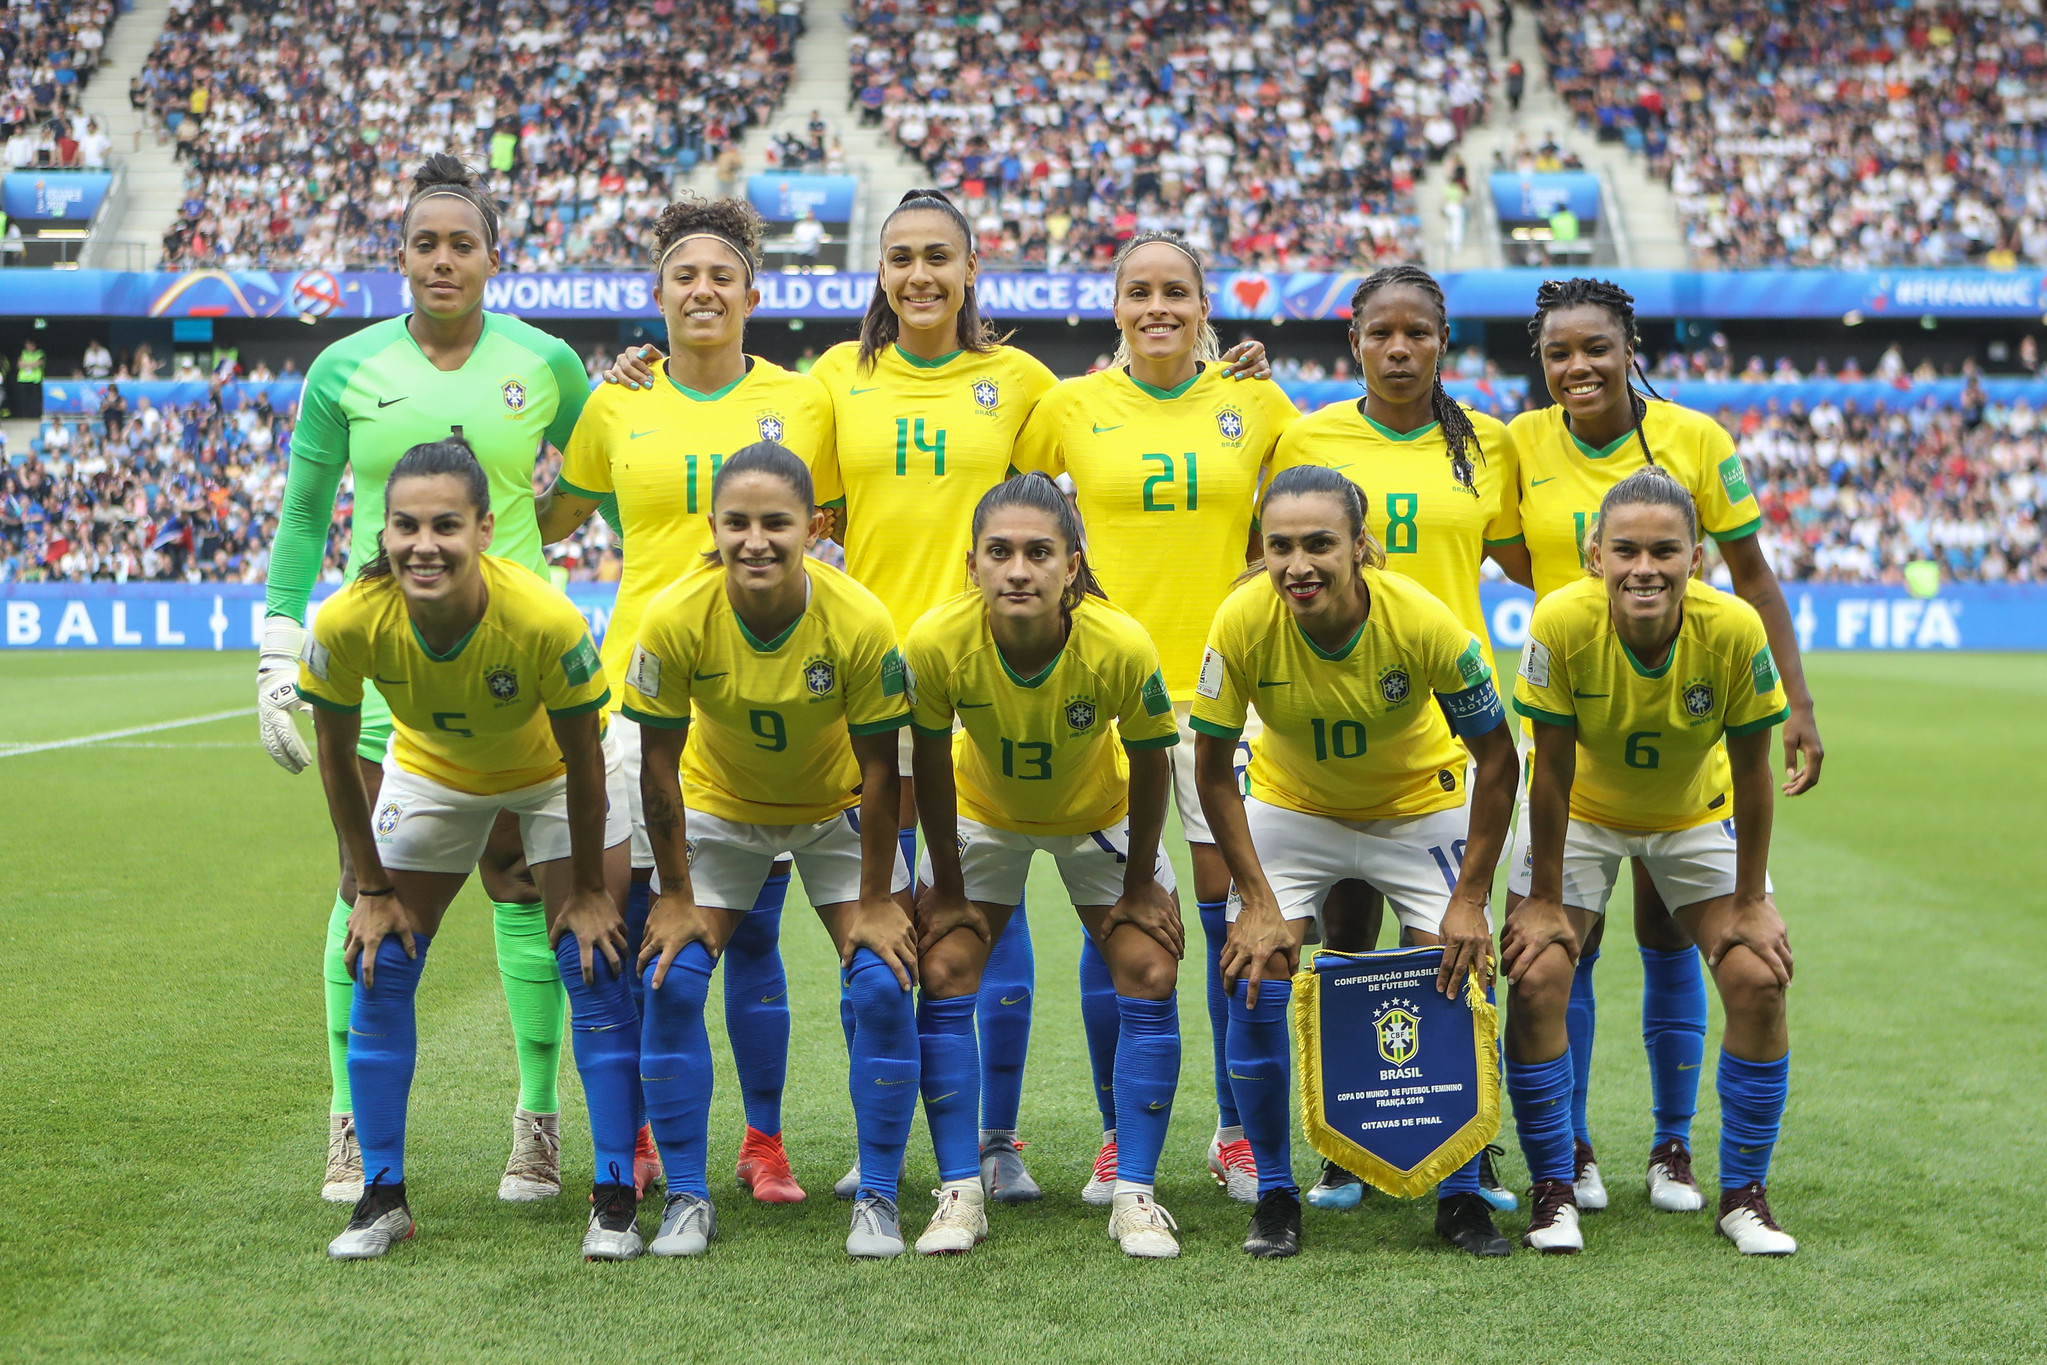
[941,1177,983,1201]
[1102,1128,1117,1144]
[979,1128,1017,1145]
[1216,1123,1245,1144]
[1112,1179,1155,1202]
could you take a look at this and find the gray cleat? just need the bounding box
[979,1133,1043,1203]
[649,1192,716,1257]
[834,1157,908,1201]
[328,1179,414,1260]
[846,1194,905,1258]
[581,1181,643,1261]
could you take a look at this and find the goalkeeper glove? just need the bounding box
[257,615,314,774]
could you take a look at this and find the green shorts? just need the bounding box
[357,679,394,764]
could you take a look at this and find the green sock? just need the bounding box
[493,899,565,1114]
[323,892,353,1114]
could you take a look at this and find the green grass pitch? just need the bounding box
[1,651,2041,1363]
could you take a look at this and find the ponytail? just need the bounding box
[857,189,1006,371]
[969,472,1106,621]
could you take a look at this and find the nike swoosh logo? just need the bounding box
[875,1077,912,1086]
[1258,679,1289,688]
[1677,1062,1700,1070]
[630,429,658,440]
[1092,422,1122,433]
[760,991,785,1004]
[957,700,992,708]
[1228,1069,1263,1081]
[849,385,880,396]
[1146,1101,1168,1111]
[999,993,1028,1006]
[693,671,728,681]
[1531,476,1557,485]
[376,396,406,408]
[374,674,407,685]
[929,1091,958,1103]
[1738,1145,1761,1154]
[1573,690,1608,699]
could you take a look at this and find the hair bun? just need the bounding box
[899,187,954,206]
[412,152,480,193]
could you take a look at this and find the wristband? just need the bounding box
[356,886,395,898]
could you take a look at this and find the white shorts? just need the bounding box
[1506,814,1771,915]
[372,748,632,875]
[1231,794,1483,938]
[609,711,656,869]
[916,814,1180,908]
[1170,703,1257,845]
[658,806,912,911]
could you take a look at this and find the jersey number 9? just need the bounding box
[750,708,787,752]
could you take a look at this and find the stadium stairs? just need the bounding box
[79,0,182,270]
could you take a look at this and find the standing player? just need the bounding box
[623,443,919,1260]
[297,440,638,1261]
[1193,464,1518,1260]
[905,474,1185,1259]
[1511,279,1822,1214]
[1269,264,1530,1211]
[1504,468,1796,1256]
[1011,230,1298,1204]
[538,194,833,1204]
[256,154,593,1206]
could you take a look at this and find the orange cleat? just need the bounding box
[634,1124,663,1199]
[735,1127,807,1204]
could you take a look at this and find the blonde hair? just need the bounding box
[1108,231,1221,369]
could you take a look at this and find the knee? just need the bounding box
[845,950,913,1018]
[1712,946,1786,1022]
[1115,945,1178,1000]
[1509,947,1575,1020]
[644,946,713,1016]
[918,944,980,1000]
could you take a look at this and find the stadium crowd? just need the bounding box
[135,0,801,271]
[846,0,1494,269]
[1,0,119,171]
[1537,0,2047,269]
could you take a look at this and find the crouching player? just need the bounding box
[1193,465,1517,1260]
[622,443,920,1260]
[905,474,1185,1259]
[299,440,637,1261]
[1504,467,1795,1256]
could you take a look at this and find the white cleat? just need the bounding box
[649,1193,716,1257]
[1522,1179,1583,1254]
[498,1108,562,1202]
[328,1183,414,1260]
[1718,1183,1797,1256]
[581,1183,643,1261]
[914,1185,988,1256]
[1572,1139,1608,1211]
[1081,1133,1118,1207]
[1647,1139,1706,1212]
[846,1194,905,1259]
[1109,1192,1181,1259]
[322,1113,364,1204]
[1208,1132,1259,1204]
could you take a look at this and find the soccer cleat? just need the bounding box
[979,1133,1042,1204]
[1436,1192,1513,1257]
[498,1108,562,1202]
[328,1174,413,1260]
[846,1193,905,1259]
[1718,1182,1797,1256]
[913,1186,988,1256]
[633,1124,663,1199]
[1208,1133,1260,1204]
[735,1127,806,1204]
[649,1192,716,1257]
[1647,1139,1706,1212]
[322,1113,364,1204]
[582,1175,643,1261]
[834,1155,908,1201]
[1572,1138,1608,1211]
[1244,1188,1303,1258]
[1305,1158,1366,1211]
[1477,1144,1518,1212]
[1522,1178,1583,1254]
[1108,1192,1181,1259]
[1081,1134,1118,1206]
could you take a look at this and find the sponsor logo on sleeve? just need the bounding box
[1519,638,1551,689]
[879,647,905,698]
[1196,648,1225,700]
[1750,645,1779,695]
[1141,669,1171,717]
[1719,454,1754,504]
[627,644,662,699]
[301,636,331,681]
[1456,639,1487,686]
[561,636,601,687]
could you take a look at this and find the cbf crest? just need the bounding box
[375,801,402,837]
[756,410,786,443]
[1063,695,1097,733]
[1216,404,1245,443]
[1379,664,1412,706]
[803,655,837,697]
[1375,997,1421,1067]
[486,667,519,703]
[971,378,1000,411]
[1683,677,1716,720]
[501,377,528,412]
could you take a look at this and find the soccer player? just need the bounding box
[1011,230,1299,1205]
[298,440,637,1262]
[537,194,833,1204]
[1510,278,1822,1215]
[256,154,593,1206]
[1269,264,1530,1212]
[622,443,918,1260]
[1504,467,1796,1257]
[1192,464,1518,1260]
[904,474,1185,1259]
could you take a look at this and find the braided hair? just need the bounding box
[1525,277,1669,467]
[1348,265,1482,489]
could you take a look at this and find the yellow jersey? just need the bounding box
[904,591,1178,836]
[1190,567,1495,821]
[1269,399,1522,677]
[1507,399,1763,602]
[621,558,910,825]
[558,357,835,715]
[296,557,609,795]
[809,341,1058,639]
[1513,577,1788,832]
[1011,366,1299,697]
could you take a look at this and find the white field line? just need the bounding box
[0,707,255,757]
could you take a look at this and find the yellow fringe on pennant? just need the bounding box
[1292,948,1502,1199]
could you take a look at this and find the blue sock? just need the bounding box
[554,933,642,1186]
[917,993,980,1183]
[1641,945,1708,1146]
[976,897,1033,1132]
[348,934,432,1186]
[1113,994,1180,1186]
[1077,933,1121,1130]
[1506,1050,1576,1185]
[1717,1050,1789,1189]
[1226,977,1295,1195]
[623,880,652,1014]
[1567,950,1599,1145]
[845,949,918,1202]
[723,871,791,1135]
[639,943,715,1199]
[1200,900,1240,1128]
[1438,1155,1482,1199]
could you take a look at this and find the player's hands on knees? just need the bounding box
[1219,339,1271,381]
[1499,895,1578,985]
[1781,704,1824,796]
[344,890,417,989]
[256,618,311,773]
[1096,877,1185,961]
[639,889,720,989]
[844,896,919,991]
[1435,894,1495,998]
[604,345,662,389]
[1714,892,1793,986]
[913,883,990,955]
[550,886,628,986]
[1221,890,1296,1008]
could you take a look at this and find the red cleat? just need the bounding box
[634,1124,663,1199]
[735,1127,806,1204]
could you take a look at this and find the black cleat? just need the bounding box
[1477,1143,1517,1211]
[1244,1187,1303,1258]
[1435,1191,1513,1257]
